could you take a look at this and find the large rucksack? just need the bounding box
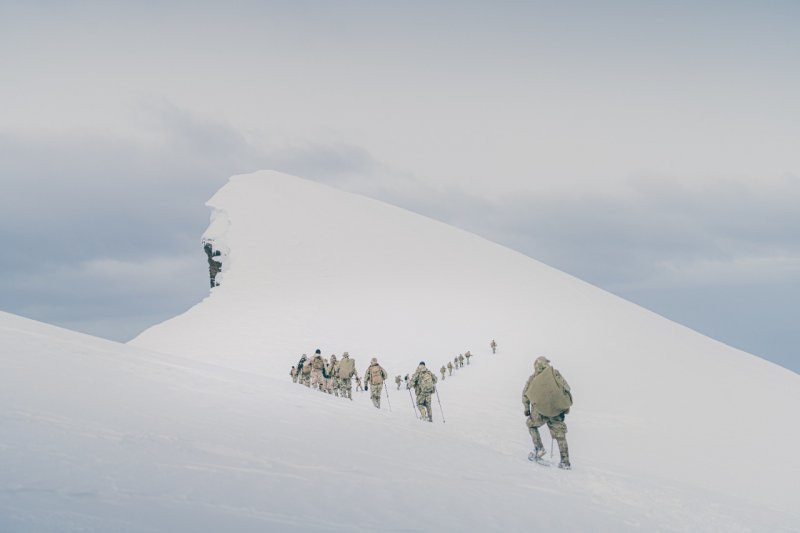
[369,364,384,385]
[526,366,572,417]
[338,357,355,378]
[418,370,435,394]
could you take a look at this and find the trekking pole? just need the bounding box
[550,437,554,459]
[408,388,419,419]
[384,383,392,412]
[435,389,446,424]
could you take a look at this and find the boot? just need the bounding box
[557,438,571,470]
[529,427,544,451]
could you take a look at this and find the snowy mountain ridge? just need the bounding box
[1,169,798,531]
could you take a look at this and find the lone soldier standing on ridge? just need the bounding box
[491,339,497,354]
[522,356,573,469]
[410,362,438,422]
[364,357,388,408]
[395,375,402,390]
[440,365,446,380]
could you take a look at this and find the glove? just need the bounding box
[524,409,531,417]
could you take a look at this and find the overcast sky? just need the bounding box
[1,1,798,372]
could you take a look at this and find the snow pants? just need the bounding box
[527,411,569,463]
[370,382,383,408]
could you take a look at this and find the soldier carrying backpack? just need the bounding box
[337,352,356,400]
[523,356,573,469]
[363,357,388,408]
[410,362,438,422]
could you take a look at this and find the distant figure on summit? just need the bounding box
[490,339,497,354]
[522,356,573,469]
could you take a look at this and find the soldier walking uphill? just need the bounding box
[364,358,388,408]
[297,354,311,387]
[464,351,472,365]
[440,365,446,380]
[447,361,453,376]
[395,375,402,390]
[310,350,327,391]
[337,352,357,400]
[410,362,438,422]
[522,356,573,469]
[327,354,339,395]
[458,354,465,368]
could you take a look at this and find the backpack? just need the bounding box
[369,364,384,385]
[526,366,572,417]
[338,357,355,378]
[418,370,435,394]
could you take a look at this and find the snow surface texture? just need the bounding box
[2,170,798,531]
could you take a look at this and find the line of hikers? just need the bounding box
[289,340,573,469]
[289,350,441,421]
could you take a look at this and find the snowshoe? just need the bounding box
[528,452,551,466]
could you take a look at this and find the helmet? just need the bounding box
[419,361,426,366]
[371,357,377,363]
[534,356,550,369]
[315,349,321,354]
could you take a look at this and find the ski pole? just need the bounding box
[435,389,446,424]
[550,437,554,459]
[408,388,419,419]
[384,382,392,412]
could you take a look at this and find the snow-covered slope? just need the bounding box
[131,170,800,517]
[2,311,797,531]
[3,169,798,531]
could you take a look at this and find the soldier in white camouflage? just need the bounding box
[440,365,446,380]
[522,356,573,469]
[410,362,437,422]
[465,351,472,365]
[395,375,402,390]
[364,357,388,408]
[337,352,356,400]
[458,354,465,368]
[453,356,459,371]
[490,339,497,354]
[447,361,453,376]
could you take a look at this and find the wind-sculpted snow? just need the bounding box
[2,170,798,531]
